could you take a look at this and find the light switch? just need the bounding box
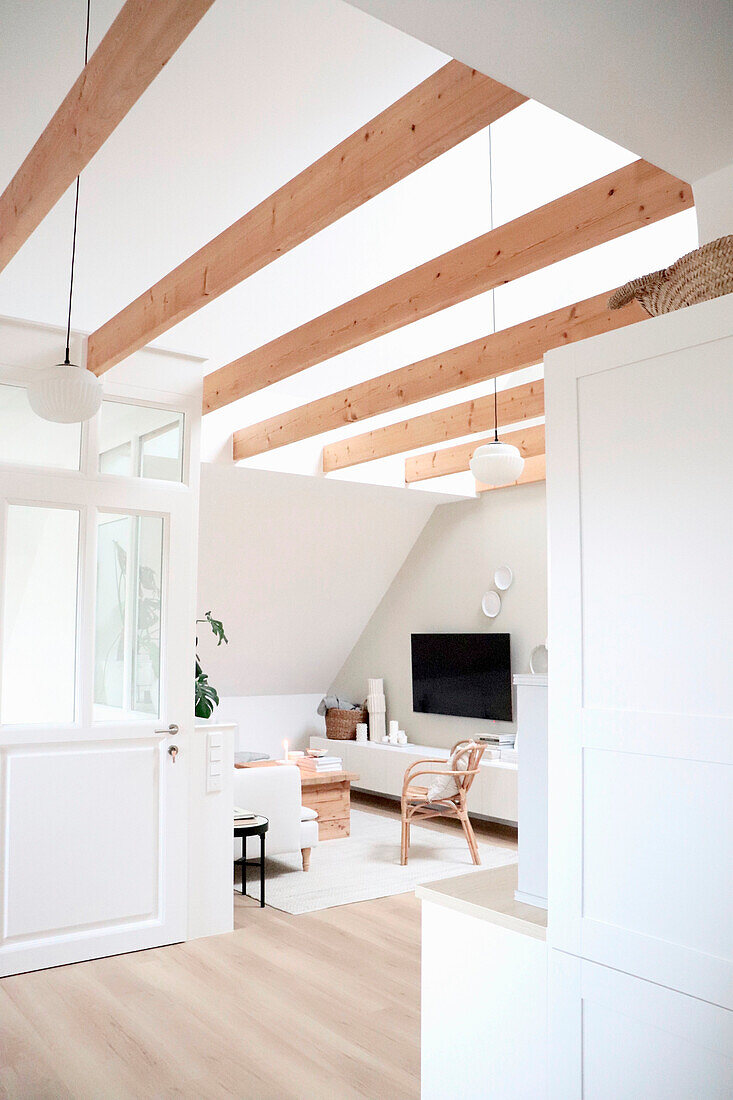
[206,731,225,792]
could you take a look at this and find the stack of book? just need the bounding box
[297,754,343,774]
[478,733,516,748]
[233,807,257,826]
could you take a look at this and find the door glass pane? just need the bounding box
[94,512,164,721]
[0,383,81,469]
[98,402,184,482]
[2,505,79,724]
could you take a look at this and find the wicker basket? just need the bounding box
[325,707,366,741]
[608,235,733,317]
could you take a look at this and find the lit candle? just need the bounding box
[283,739,289,764]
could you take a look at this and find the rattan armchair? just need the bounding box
[400,740,485,866]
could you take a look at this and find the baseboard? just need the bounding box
[514,888,548,910]
[352,787,518,829]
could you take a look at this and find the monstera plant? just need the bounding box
[195,611,228,719]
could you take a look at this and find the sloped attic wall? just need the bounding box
[196,463,451,709]
[330,480,548,750]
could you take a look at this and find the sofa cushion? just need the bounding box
[300,805,318,822]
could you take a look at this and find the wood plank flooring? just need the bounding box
[0,795,516,1099]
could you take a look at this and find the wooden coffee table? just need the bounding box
[299,770,360,840]
[233,761,360,841]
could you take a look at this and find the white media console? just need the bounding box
[309,735,518,825]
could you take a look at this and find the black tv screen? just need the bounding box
[411,633,512,721]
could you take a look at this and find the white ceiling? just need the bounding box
[345,0,733,183]
[0,0,703,496]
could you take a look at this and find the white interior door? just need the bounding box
[0,335,202,976]
[545,294,733,1013]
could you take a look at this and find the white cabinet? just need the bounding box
[310,737,518,824]
[514,674,548,906]
[549,949,733,1100]
[420,867,548,1100]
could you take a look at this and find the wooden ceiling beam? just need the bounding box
[0,0,215,274]
[475,453,546,492]
[87,62,526,374]
[322,378,544,472]
[207,159,691,411]
[405,423,545,483]
[231,290,648,461]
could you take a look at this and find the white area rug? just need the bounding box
[239,807,517,915]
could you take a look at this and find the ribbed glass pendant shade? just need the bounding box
[469,440,525,487]
[27,362,103,423]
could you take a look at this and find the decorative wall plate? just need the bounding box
[481,590,501,618]
[494,565,513,590]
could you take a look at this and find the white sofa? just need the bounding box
[233,764,318,870]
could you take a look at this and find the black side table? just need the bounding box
[234,816,268,907]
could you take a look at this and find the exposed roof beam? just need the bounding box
[322,378,544,472]
[0,0,215,274]
[475,454,546,492]
[405,423,545,482]
[87,62,526,374]
[231,291,647,460]
[206,159,691,411]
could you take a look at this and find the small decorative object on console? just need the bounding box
[529,643,548,675]
[366,677,387,743]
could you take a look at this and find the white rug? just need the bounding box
[238,807,517,915]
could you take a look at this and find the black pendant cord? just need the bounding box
[493,378,499,443]
[64,0,91,366]
[488,125,499,443]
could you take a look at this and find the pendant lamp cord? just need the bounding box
[493,378,499,442]
[64,0,91,366]
[488,127,499,443]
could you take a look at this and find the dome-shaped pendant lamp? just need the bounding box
[469,378,525,487]
[27,0,102,425]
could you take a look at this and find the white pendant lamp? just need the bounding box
[27,0,102,425]
[469,377,525,487]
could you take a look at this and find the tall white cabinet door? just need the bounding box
[545,294,733,1010]
[548,949,733,1099]
[0,332,203,975]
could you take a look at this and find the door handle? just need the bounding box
[156,724,179,735]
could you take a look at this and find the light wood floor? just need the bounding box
[0,795,516,1099]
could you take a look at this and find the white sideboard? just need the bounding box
[309,736,518,825]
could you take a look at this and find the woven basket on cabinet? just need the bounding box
[608,235,733,317]
[325,707,366,741]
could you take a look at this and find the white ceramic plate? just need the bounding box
[494,565,513,590]
[529,643,548,675]
[481,590,501,618]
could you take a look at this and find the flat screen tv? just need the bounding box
[411,633,512,722]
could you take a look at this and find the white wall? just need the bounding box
[346,0,733,182]
[196,462,457,745]
[331,481,547,749]
[693,162,733,244]
[215,694,325,758]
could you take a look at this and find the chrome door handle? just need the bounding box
[156,724,179,735]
